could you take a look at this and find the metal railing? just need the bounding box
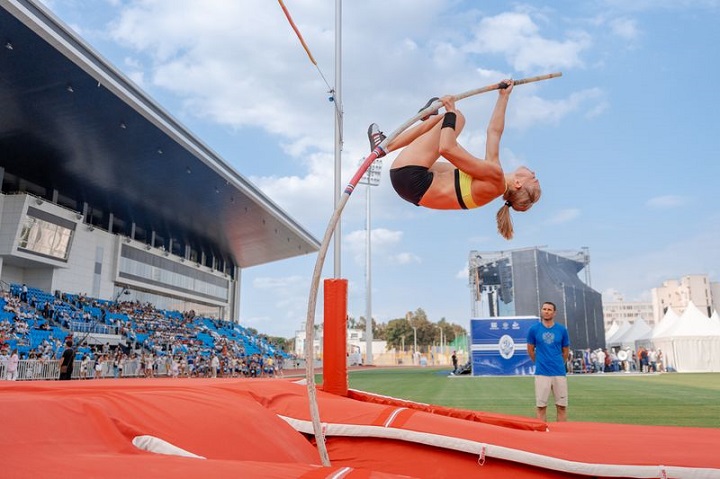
[68,321,119,335]
[0,359,168,380]
[0,358,302,381]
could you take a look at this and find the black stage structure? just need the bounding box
[469,247,605,350]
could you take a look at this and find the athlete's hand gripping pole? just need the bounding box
[304,72,562,466]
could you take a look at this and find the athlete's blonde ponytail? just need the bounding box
[496,201,514,240]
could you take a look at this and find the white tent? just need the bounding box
[651,307,681,338]
[607,317,652,350]
[635,307,680,349]
[604,320,620,342]
[651,302,720,372]
[605,320,631,348]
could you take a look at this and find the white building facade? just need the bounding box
[602,299,655,331]
[652,275,717,320]
[294,324,387,364]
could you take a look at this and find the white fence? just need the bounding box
[0,359,169,381]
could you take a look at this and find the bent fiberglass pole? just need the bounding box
[304,71,562,466]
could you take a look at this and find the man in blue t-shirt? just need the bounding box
[527,301,570,421]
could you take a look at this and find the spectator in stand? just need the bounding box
[118,354,126,378]
[265,356,275,377]
[112,353,120,379]
[20,284,28,303]
[608,349,619,372]
[604,348,612,372]
[144,352,154,378]
[639,347,649,373]
[171,356,180,378]
[94,354,104,379]
[59,340,75,380]
[210,354,219,378]
[595,348,606,374]
[80,354,90,379]
[648,348,658,372]
[276,355,284,378]
[0,348,8,373]
[581,349,591,373]
[5,349,19,380]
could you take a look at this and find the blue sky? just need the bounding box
[40,0,720,337]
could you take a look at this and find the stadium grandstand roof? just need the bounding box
[0,0,320,269]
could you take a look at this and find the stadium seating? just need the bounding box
[2,283,291,375]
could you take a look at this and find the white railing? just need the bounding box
[0,359,168,380]
[68,321,118,335]
[0,358,299,380]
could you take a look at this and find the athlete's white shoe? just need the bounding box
[367,123,387,157]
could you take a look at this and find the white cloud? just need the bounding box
[344,228,405,265]
[595,225,720,303]
[646,195,690,208]
[599,0,720,13]
[602,287,623,302]
[391,252,422,265]
[512,88,606,129]
[245,273,314,334]
[609,17,640,40]
[464,11,591,73]
[456,263,470,279]
[548,208,581,224]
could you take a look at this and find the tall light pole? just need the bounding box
[412,326,418,363]
[332,0,343,279]
[358,158,382,365]
[436,325,444,360]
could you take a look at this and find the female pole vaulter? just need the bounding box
[369,79,541,240]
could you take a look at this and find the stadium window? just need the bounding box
[17,207,75,261]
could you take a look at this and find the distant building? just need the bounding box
[602,293,655,331]
[468,247,604,350]
[652,274,719,320]
[294,324,386,363]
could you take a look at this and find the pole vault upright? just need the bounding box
[304,72,562,466]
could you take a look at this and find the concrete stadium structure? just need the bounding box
[0,0,319,320]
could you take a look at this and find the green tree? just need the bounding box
[384,317,413,350]
[357,316,383,339]
[371,308,468,351]
[406,308,434,350]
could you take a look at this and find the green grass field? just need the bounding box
[346,368,720,428]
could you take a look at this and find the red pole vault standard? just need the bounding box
[322,279,348,396]
[304,72,563,466]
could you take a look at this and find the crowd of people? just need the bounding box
[568,346,665,374]
[0,284,294,380]
[67,347,286,380]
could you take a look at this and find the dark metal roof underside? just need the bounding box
[0,0,320,268]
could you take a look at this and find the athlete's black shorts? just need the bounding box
[389,165,434,206]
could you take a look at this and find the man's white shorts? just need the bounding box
[535,375,568,407]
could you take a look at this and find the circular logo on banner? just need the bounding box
[498,334,515,359]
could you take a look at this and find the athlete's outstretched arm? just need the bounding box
[437,96,504,186]
[485,79,513,166]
